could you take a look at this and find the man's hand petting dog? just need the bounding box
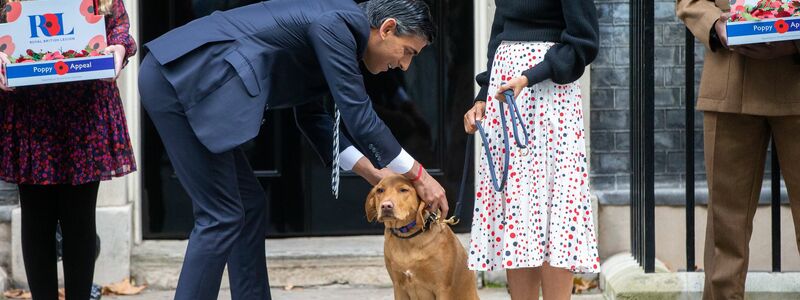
[351,157,396,186]
[406,161,448,217]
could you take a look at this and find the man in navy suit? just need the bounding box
[138,0,447,299]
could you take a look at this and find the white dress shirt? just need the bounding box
[339,146,414,174]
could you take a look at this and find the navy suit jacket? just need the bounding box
[145,0,402,168]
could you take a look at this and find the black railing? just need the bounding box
[684,27,696,272]
[630,1,785,273]
[629,0,655,273]
[771,141,781,272]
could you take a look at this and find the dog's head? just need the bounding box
[365,175,426,228]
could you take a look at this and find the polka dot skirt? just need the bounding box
[468,41,600,273]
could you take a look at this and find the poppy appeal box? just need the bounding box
[0,0,114,87]
[727,0,800,45]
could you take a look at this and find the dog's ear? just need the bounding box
[416,196,427,228]
[365,187,378,222]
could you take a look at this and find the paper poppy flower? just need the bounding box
[43,13,62,36]
[775,19,789,34]
[54,61,69,75]
[3,2,21,23]
[80,0,103,24]
[0,35,14,57]
[86,35,107,52]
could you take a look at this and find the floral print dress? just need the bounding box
[0,0,137,185]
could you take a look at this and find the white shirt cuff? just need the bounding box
[387,149,415,174]
[339,146,364,171]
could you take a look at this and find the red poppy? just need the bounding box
[0,35,14,57]
[3,2,21,23]
[86,35,107,52]
[54,61,69,75]
[79,0,103,24]
[776,19,789,34]
[43,13,61,36]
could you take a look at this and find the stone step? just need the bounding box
[102,287,607,300]
[132,234,603,297]
[132,235,450,289]
[600,253,800,299]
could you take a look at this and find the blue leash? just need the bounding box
[452,90,529,222]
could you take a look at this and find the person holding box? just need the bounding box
[677,0,800,298]
[0,0,136,299]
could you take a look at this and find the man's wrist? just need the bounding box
[387,149,415,174]
[404,161,421,181]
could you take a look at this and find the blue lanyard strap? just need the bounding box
[474,89,528,192]
[505,90,530,149]
[453,89,529,222]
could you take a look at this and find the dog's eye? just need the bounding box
[399,188,409,193]
[377,188,385,193]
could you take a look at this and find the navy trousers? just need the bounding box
[139,54,271,300]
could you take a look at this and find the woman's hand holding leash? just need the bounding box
[495,75,528,103]
[464,101,486,134]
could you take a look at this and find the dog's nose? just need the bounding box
[381,201,394,210]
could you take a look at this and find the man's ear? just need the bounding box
[379,18,397,39]
[365,188,378,222]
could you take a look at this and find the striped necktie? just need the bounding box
[331,105,341,199]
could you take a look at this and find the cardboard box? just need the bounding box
[0,0,115,87]
[727,17,800,45]
[726,0,800,45]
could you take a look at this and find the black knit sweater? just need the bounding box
[475,0,600,102]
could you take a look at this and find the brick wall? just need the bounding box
[590,0,708,196]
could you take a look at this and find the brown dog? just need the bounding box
[365,175,479,300]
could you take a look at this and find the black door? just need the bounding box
[139,0,474,239]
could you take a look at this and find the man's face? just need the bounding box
[363,18,428,74]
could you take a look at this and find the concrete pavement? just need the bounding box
[104,286,606,300]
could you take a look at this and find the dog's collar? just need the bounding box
[389,212,437,239]
[394,220,418,234]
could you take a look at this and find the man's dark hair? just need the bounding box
[358,0,436,43]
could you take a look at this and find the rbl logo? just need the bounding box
[29,13,75,38]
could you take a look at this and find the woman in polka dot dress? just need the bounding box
[463,0,600,299]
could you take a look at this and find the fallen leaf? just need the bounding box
[572,277,598,294]
[283,285,294,291]
[102,277,147,295]
[3,289,31,299]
